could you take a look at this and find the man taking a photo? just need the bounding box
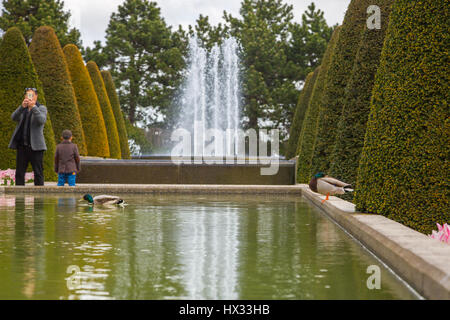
[9,88,48,186]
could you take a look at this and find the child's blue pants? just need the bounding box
[57,173,76,186]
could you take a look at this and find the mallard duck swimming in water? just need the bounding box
[82,194,125,206]
[309,172,353,203]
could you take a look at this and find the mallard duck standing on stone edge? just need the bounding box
[309,173,354,203]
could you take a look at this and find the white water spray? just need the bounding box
[178,37,241,157]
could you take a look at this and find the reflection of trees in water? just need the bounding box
[238,200,310,299]
[1,196,46,299]
[0,195,418,300]
[63,202,117,299]
[236,199,417,300]
[108,202,184,299]
[243,200,378,299]
[1,195,122,299]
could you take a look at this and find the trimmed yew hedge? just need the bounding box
[285,69,319,160]
[355,0,449,234]
[329,0,394,196]
[311,0,371,174]
[29,26,87,155]
[86,62,121,159]
[0,27,57,181]
[101,70,130,159]
[296,27,341,183]
[63,44,110,158]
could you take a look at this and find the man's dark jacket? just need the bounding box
[9,103,48,151]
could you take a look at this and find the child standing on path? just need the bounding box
[55,130,81,186]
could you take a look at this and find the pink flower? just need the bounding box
[1,169,16,186]
[429,223,450,244]
[25,172,34,183]
[0,169,34,185]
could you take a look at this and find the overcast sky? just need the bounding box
[1,0,352,48]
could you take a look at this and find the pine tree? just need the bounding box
[224,0,333,144]
[29,26,87,155]
[355,0,449,234]
[296,26,341,183]
[285,68,319,159]
[63,44,110,158]
[225,0,295,136]
[83,40,109,70]
[188,14,228,49]
[287,3,334,80]
[101,70,130,159]
[86,61,121,159]
[0,0,82,47]
[329,1,394,198]
[98,0,185,126]
[311,0,371,174]
[0,27,57,180]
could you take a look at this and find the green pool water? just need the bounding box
[0,193,419,300]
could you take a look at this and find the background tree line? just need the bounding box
[0,0,334,153]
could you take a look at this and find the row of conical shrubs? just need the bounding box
[101,70,130,159]
[310,0,373,175]
[296,26,341,184]
[285,68,320,160]
[0,27,57,181]
[287,0,448,234]
[355,0,448,234]
[64,44,110,158]
[0,26,130,180]
[86,61,121,159]
[29,26,88,156]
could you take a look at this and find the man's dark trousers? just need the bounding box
[15,145,44,186]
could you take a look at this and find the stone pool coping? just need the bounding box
[1,183,449,300]
[0,183,303,194]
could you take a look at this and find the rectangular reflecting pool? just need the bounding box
[0,193,419,300]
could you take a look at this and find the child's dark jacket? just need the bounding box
[55,141,81,174]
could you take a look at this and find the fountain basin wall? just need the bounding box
[76,159,296,185]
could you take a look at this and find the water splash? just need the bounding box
[178,37,241,157]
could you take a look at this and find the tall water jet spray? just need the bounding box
[178,37,241,157]
[211,44,220,136]
[223,38,240,156]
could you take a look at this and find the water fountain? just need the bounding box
[177,37,241,157]
[77,37,296,185]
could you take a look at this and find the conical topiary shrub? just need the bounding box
[285,68,320,160]
[63,44,110,158]
[296,27,341,183]
[29,26,87,155]
[329,0,394,196]
[355,0,449,234]
[86,61,121,159]
[311,0,372,174]
[0,27,57,181]
[101,70,130,159]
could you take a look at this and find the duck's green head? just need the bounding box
[83,194,94,204]
[314,172,326,179]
